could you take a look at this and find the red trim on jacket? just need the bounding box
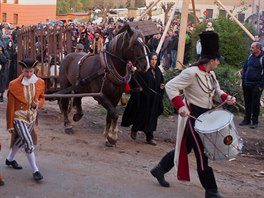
[198,65,206,72]
[177,131,190,181]
[171,96,184,110]
[220,93,228,102]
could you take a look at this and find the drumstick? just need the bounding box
[188,115,202,122]
[214,93,238,110]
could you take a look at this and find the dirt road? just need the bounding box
[0,98,263,198]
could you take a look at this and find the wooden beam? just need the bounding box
[215,0,254,41]
[176,0,190,70]
[137,0,162,21]
[44,93,103,99]
[156,2,179,54]
[191,0,198,26]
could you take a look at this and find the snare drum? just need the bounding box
[194,109,243,161]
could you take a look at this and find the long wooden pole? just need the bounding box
[215,0,254,41]
[156,2,179,54]
[176,0,190,69]
[137,0,162,21]
[191,0,198,26]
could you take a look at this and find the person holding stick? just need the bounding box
[150,31,236,198]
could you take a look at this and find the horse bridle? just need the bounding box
[105,37,150,71]
[133,37,150,71]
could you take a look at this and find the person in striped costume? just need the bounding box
[5,58,45,181]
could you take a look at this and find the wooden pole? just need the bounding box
[191,0,198,26]
[176,0,190,70]
[215,0,255,41]
[156,2,179,54]
[137,0,162,21]
[44,92,103,99]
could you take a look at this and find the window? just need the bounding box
[206,9,213,19]
[2,13,7,22]
[219,10,226,17]
[14,0,19,4]
[13,14,18,25]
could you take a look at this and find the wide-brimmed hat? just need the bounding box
[18,58,38,69]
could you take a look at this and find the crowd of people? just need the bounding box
[0,18,263,198]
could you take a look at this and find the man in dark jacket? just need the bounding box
[0,45,9,102]
[168,31,179,69]
[240,42,264,129]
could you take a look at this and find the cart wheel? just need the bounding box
[58,98,73,114]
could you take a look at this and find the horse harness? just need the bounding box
[55,51,131,95]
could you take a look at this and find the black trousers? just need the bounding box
[242,85,263,124]
[158,104,218,190]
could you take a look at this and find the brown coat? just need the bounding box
[6,74,45,147]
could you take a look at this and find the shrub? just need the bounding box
[191,17,254,67]
[214,64,244,113]
[162,69,181,116]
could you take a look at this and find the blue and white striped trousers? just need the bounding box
[13,120,35,153]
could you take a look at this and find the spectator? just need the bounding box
[239,42,264,129]
[0,45,9,102]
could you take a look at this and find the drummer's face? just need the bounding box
[209,59,220,71]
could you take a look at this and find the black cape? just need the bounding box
[121,67,164,133]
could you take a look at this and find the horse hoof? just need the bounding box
[105,141,113,147]
[107,136,117,146]
[65,127,74,135]
[73,113,84,122]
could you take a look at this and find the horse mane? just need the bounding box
[109,27,144,55]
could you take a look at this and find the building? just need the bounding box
[0,0,57,27]
[56,12,90,24]
[146,0,264,23]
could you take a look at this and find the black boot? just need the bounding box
[150,164,170,187]
[205,189,224,198]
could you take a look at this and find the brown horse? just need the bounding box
[59,24,149,146]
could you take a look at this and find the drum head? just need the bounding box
[194,110,233,133]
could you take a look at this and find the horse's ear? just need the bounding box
[126,24,134,37]
[117,23,134,37]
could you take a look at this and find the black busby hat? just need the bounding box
[199,31,220,60]
[18,58,38,69]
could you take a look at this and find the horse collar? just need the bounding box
[100,51,131,86]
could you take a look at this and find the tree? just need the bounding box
[161,2,175,25]
[57,0,71,15]
[57,0,94,14]
[92,0,114,22]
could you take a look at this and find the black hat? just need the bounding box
[18,58,38,69]
[199,31,220,60]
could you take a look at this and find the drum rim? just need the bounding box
[194,109,234,134]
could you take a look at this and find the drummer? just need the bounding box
[150,30,236,198]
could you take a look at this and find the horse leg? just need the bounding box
[60,98,74,134]
[95,95,119,146]
[108,110,119,145]
[73,97,84,122]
